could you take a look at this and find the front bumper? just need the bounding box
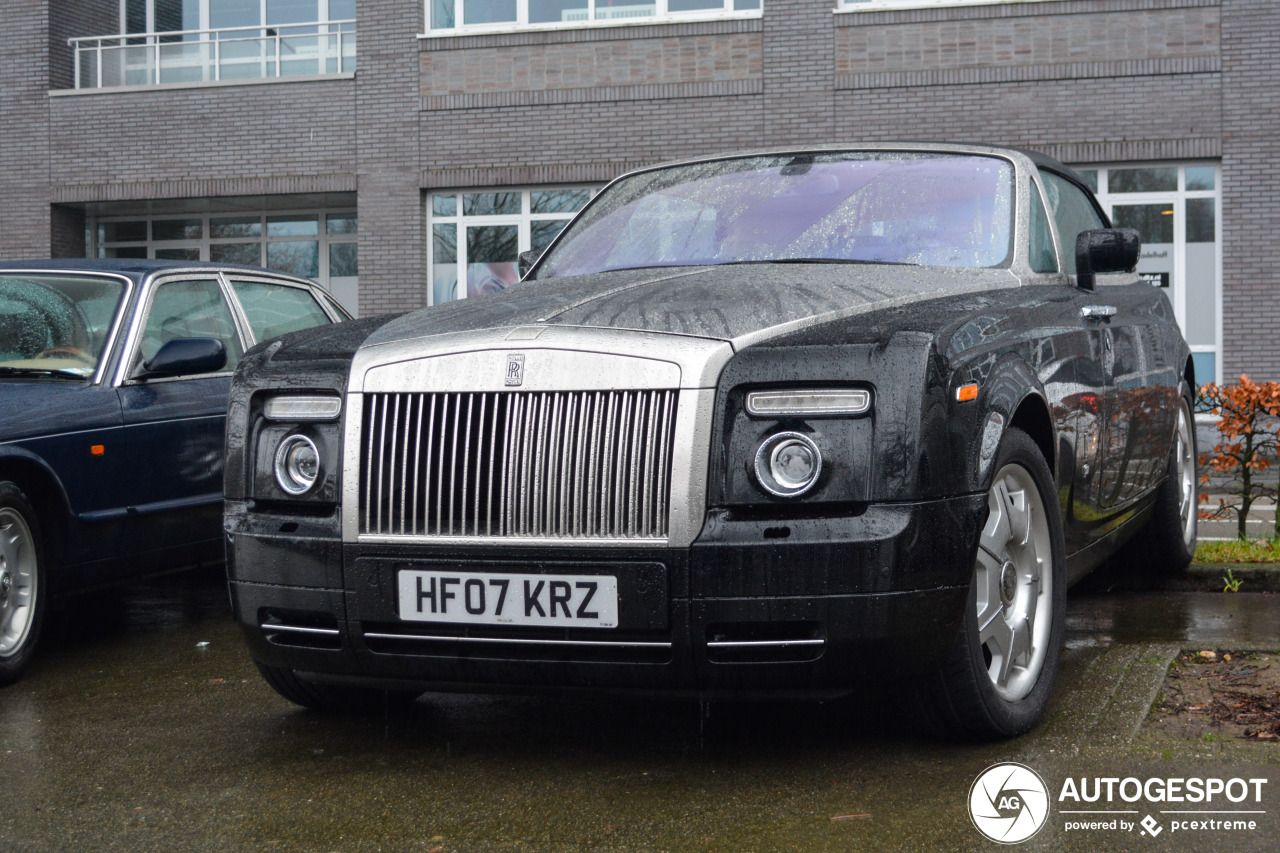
[226,492,984,698]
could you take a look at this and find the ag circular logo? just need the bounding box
[969,762,1051,844]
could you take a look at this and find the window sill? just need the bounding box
[419,10,761,40]
[834,0,1062,13]
[51,72,354,97]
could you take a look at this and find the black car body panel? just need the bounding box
[223,145,1194,716]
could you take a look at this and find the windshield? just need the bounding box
[0,274,127,378]
[537,152,1014,278]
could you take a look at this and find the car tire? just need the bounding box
[911,428,1066,740]
[255,663,418,714]
[1117,389,1198,575]
[0,481,46,687]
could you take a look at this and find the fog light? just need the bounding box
[274,434,320,495]
[754,432,822,498]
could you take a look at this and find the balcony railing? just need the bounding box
[70,21,355,89]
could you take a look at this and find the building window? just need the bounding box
[1074,163,1221,385]
[428,188,595,305]
[90,207,359,315]
[426,0,759,34]
[73,0,355,89]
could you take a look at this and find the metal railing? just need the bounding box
[70,20,355,89]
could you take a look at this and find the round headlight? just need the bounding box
[274,434,320,495]
[754,432,822,498]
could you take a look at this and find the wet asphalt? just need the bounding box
[2,567,1278,853]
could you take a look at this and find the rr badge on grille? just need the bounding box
[505,354,525,386]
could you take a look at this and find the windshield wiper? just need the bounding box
[0,366,91,380]
[713,257,918,267]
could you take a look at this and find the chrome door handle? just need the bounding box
[1081,304,1117,321]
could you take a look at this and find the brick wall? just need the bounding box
[761,0,834,145]
[1220,0,1280,381]
[48,79,357,199]
[49,204,85,259]
[834,4,1220,75]
[356,0,427,317]
[11,0,1279,380]
[421,31,762,104]
[835,74,1221,156]
[49,0,116,91]
[0,0,51,258]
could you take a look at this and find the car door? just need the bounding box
[115,275,248,571]
[1021,175,1112,556]
[1039,169,1168,531]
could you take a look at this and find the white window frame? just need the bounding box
[121,1,354,34]
[835,0,1062,13]
[1076,163,1223,386]
[89,207,358,314]
[423,0,760,37]
[427,187,597,306]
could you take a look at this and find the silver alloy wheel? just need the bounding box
[974,462,1054,702]
[0,506,37,658]
[1173,400,1197,550]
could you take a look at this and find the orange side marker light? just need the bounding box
[956,383,979,403]
[91,444,106,456]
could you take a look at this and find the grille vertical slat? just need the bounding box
[586,392,601,536]
[361,389,677,540]
[375,395,388,533]
[558,393,576,536]
[657,390,673,534]
[410,395,423,535]
[394,394,407,534]
[472,394,485,536]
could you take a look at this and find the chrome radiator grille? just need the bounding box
[360,390,679,539]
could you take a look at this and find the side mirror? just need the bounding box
[141,337,227,378]
[1075,228,1140,291]
[518,249,541,279]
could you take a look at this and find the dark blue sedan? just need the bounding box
[0,259,349,684]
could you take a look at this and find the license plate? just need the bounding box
[397,570,619,628]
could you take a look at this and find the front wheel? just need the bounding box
[0,481,46,686]
[912,428,1066,740]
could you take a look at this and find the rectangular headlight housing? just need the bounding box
[263,394,342,422]
[745,388,872,418]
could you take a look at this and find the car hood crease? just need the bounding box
[363,264,1021,351]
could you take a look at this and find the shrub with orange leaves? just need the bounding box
[1197,375,1280,539]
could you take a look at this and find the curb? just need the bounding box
[1076,561,1280,594]
[1176,562,1280,593]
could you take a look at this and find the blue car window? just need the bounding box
[0,274,125,377]
[229,280,332,344]
[136,278,245,373]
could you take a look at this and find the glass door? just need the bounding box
[1076,164,1221,385]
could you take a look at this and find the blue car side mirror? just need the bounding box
[142,337,227,378]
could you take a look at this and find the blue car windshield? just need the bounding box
[0,274,127,378]
[536,152,1014,278]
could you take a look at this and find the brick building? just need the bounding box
[1,0,1275,383]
